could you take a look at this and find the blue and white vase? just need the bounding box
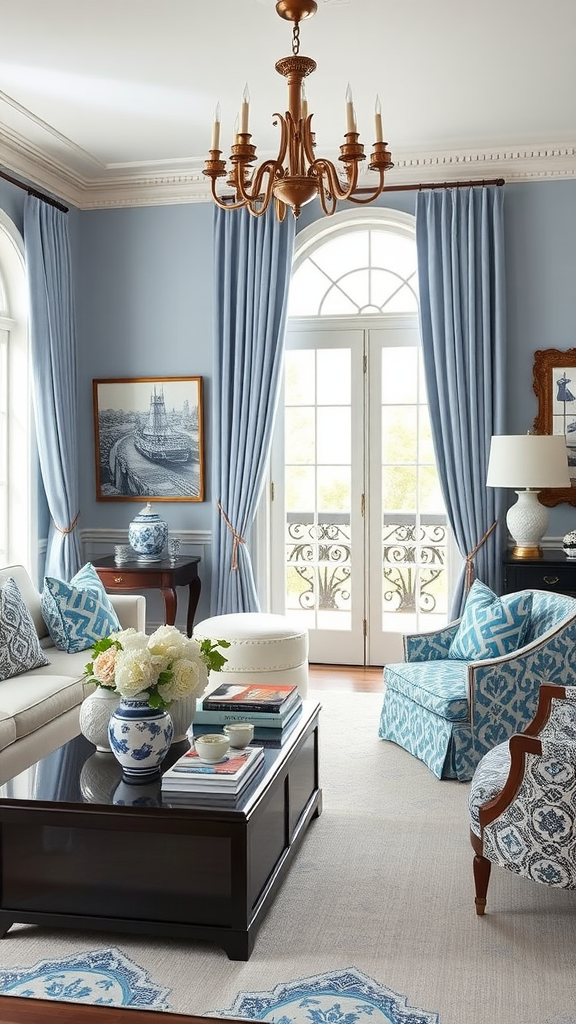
[108,692,174,782]
[128,503,168,562]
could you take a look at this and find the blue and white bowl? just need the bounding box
[563,530,576,558]
[128,503,168,562]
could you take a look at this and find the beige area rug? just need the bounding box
[2,689,576,1024]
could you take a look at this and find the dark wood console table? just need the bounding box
[502,548,576,598]
[93,555,201,636]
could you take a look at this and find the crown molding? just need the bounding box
[1,125,575,211]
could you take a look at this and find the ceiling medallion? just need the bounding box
[203,0,393,220]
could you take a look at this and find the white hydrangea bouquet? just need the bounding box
[86,625,229,712]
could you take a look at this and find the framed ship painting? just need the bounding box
[93,377,204,502]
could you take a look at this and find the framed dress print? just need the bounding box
[532,347,576,507]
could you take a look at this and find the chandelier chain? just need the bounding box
[292,23,300,56]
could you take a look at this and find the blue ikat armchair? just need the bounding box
[378,586,576,782]
[469,682,576,914]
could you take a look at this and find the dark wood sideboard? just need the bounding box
[502,548,576,598]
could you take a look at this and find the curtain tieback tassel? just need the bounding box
[217,501,245,571]
[465,520,497,592]
[53,510,80,535]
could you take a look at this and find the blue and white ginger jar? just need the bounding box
[128,503,168,561]
[108,692,174,782]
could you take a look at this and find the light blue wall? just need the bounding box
[504,180,576,536]
[76,202,215,538]
[3,174,576,608]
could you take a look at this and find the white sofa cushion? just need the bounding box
[0,672,86,741]
[0,577,50,680]
[0,711,16,750]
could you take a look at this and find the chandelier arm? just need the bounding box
[272,113,289,167]
[315,178,338,217]
[235,160,282,207]
[208,177,251,212]
[309,158,358,201]
[302,114,315,165]
[246,200,272,218]
[344,172,387,205]
[274,197,288,221]
[284,111,304,176]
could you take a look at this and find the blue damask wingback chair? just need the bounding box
[378,582,576,782]
[469,682,576,914]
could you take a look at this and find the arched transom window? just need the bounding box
[288,210,418,317]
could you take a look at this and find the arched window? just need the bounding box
[0,211,35,572]
[268,209,452,667]
[289,209,418,316]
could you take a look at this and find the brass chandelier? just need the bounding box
[203,0,394,220]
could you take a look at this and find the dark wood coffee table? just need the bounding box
[0,701,321,960]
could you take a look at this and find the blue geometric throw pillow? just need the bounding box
[448,579,533,661]
[0,577,50,680]
[41,562,121,653]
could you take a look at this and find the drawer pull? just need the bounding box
[543,575,560,586]
[114,576,124,584]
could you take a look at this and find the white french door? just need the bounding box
[271,322,365,664]
[268,317,451,666]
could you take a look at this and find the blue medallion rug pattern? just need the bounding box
[212,967,440,1024]
[0,947,172,1009]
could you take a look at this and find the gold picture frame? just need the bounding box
[532,347,576,507]
[93,376,204,502]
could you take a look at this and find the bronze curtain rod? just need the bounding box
[0,168,69,213]
[358,176,506,195]
[219,175,506,205]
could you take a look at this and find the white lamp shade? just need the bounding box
[486,434,571,489]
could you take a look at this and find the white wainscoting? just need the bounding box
[79,527,212,633]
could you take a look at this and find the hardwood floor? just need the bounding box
[0,998,244,1024]
[308,664,382,693]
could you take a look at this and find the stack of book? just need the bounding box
[161,744,264,804]
[195,682,303,731]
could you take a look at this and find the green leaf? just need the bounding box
[199,637,230,673]
[157,668,173,688]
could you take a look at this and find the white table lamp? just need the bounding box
[487,434,571,558]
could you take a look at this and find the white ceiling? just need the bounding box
[0,0,575,209]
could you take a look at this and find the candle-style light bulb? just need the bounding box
[301,82,308,122]
[211,102,221,151]
[240,83,250,134]
[374,95,383,143]
[345,83,356,133]
[233,113,239,145]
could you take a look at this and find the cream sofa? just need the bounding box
[0,564,146,786]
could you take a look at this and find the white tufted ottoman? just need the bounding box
[193,613,309,697]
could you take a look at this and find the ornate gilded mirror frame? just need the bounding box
[533,347,576,507]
